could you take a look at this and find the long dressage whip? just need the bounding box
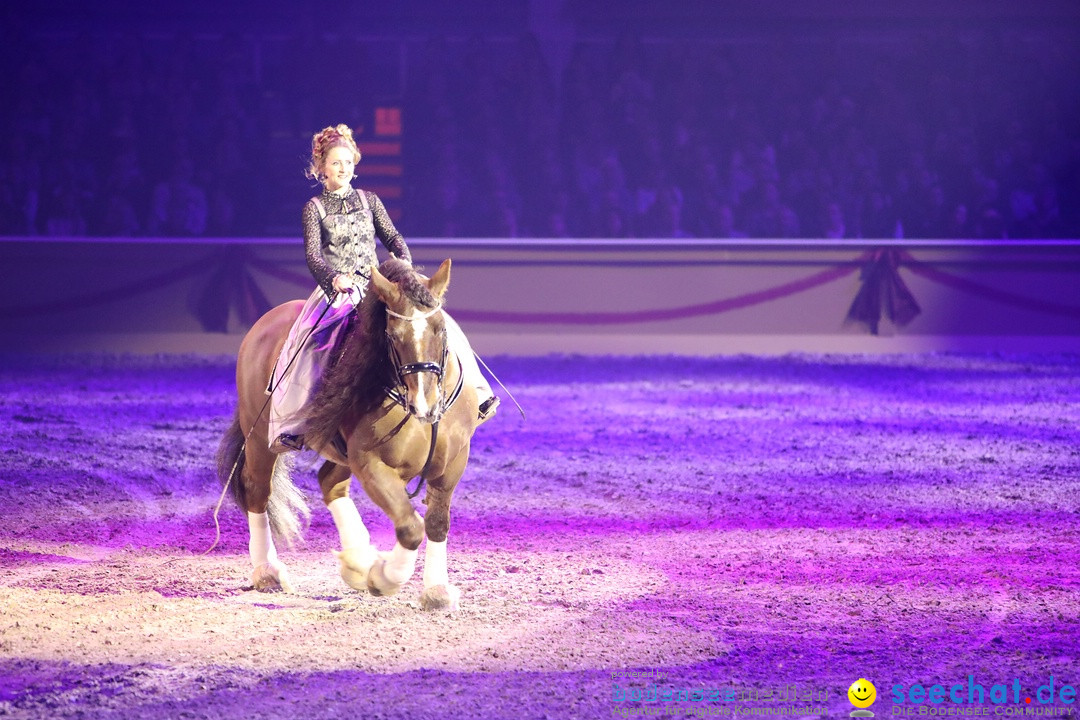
[202,290,346,555]
[473,351,526,420]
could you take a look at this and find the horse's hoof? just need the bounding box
[366,557,402,597]
[251,562,293,593]
[420,584,460,612]
[334,546,377,592]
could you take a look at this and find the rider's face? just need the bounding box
[322,146,356,191]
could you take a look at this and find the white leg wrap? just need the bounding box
[383,541,418,585]
[248,512,279,567]
[327,496,371,551]
[423,539,449,589]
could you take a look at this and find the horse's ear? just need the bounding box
[369,264,398,303]
[428,258,452,300]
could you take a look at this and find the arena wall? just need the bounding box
[2,237,1077,355]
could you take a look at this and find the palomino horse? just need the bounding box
[216,258,477,611]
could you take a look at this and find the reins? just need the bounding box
[407,420,437,500]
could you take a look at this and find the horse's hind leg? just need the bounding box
[242,447,294,593]
[418,451,467,611]
[318,461,378,591]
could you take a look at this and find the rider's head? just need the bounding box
[306,124,361,186]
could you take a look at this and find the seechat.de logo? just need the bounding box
[851,679,878,717]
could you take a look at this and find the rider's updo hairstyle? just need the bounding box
[306,124,362,182]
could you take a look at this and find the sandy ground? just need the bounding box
[0,353,1078,720]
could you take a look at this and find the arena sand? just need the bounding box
[0,353,1078,719]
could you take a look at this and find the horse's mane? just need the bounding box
[301,258,438,449]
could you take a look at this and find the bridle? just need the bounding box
[382,302,464,499]
[385,303,448,393]
[384,303,451,420]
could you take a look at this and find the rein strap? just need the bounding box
[407,421,438,500]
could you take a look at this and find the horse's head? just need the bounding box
[369,258,452,424]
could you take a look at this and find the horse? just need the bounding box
[216,257,477,611]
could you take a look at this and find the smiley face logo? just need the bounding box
[848,679,877,709]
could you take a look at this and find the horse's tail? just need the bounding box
[266,452,310,548]
[216,409,310,548]
[216,410,247,504]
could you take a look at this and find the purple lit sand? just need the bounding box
[0,353,1077,719]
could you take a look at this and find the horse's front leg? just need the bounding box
[419,448,468,611]
[318,461,378,592]
[355,461,425,596]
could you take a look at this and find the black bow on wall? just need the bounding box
[845,248,921,335]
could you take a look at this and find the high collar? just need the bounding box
[324,184,354,198]
[322,185,364,213]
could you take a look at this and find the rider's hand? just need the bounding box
[332,274,356,294]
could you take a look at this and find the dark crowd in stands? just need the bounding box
[1,24,1078,240]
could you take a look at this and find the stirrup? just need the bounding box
[270,433,304,454]
[477,396,500,425]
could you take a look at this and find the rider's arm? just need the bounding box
[368,191,412,263]
[302,199,339,295]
